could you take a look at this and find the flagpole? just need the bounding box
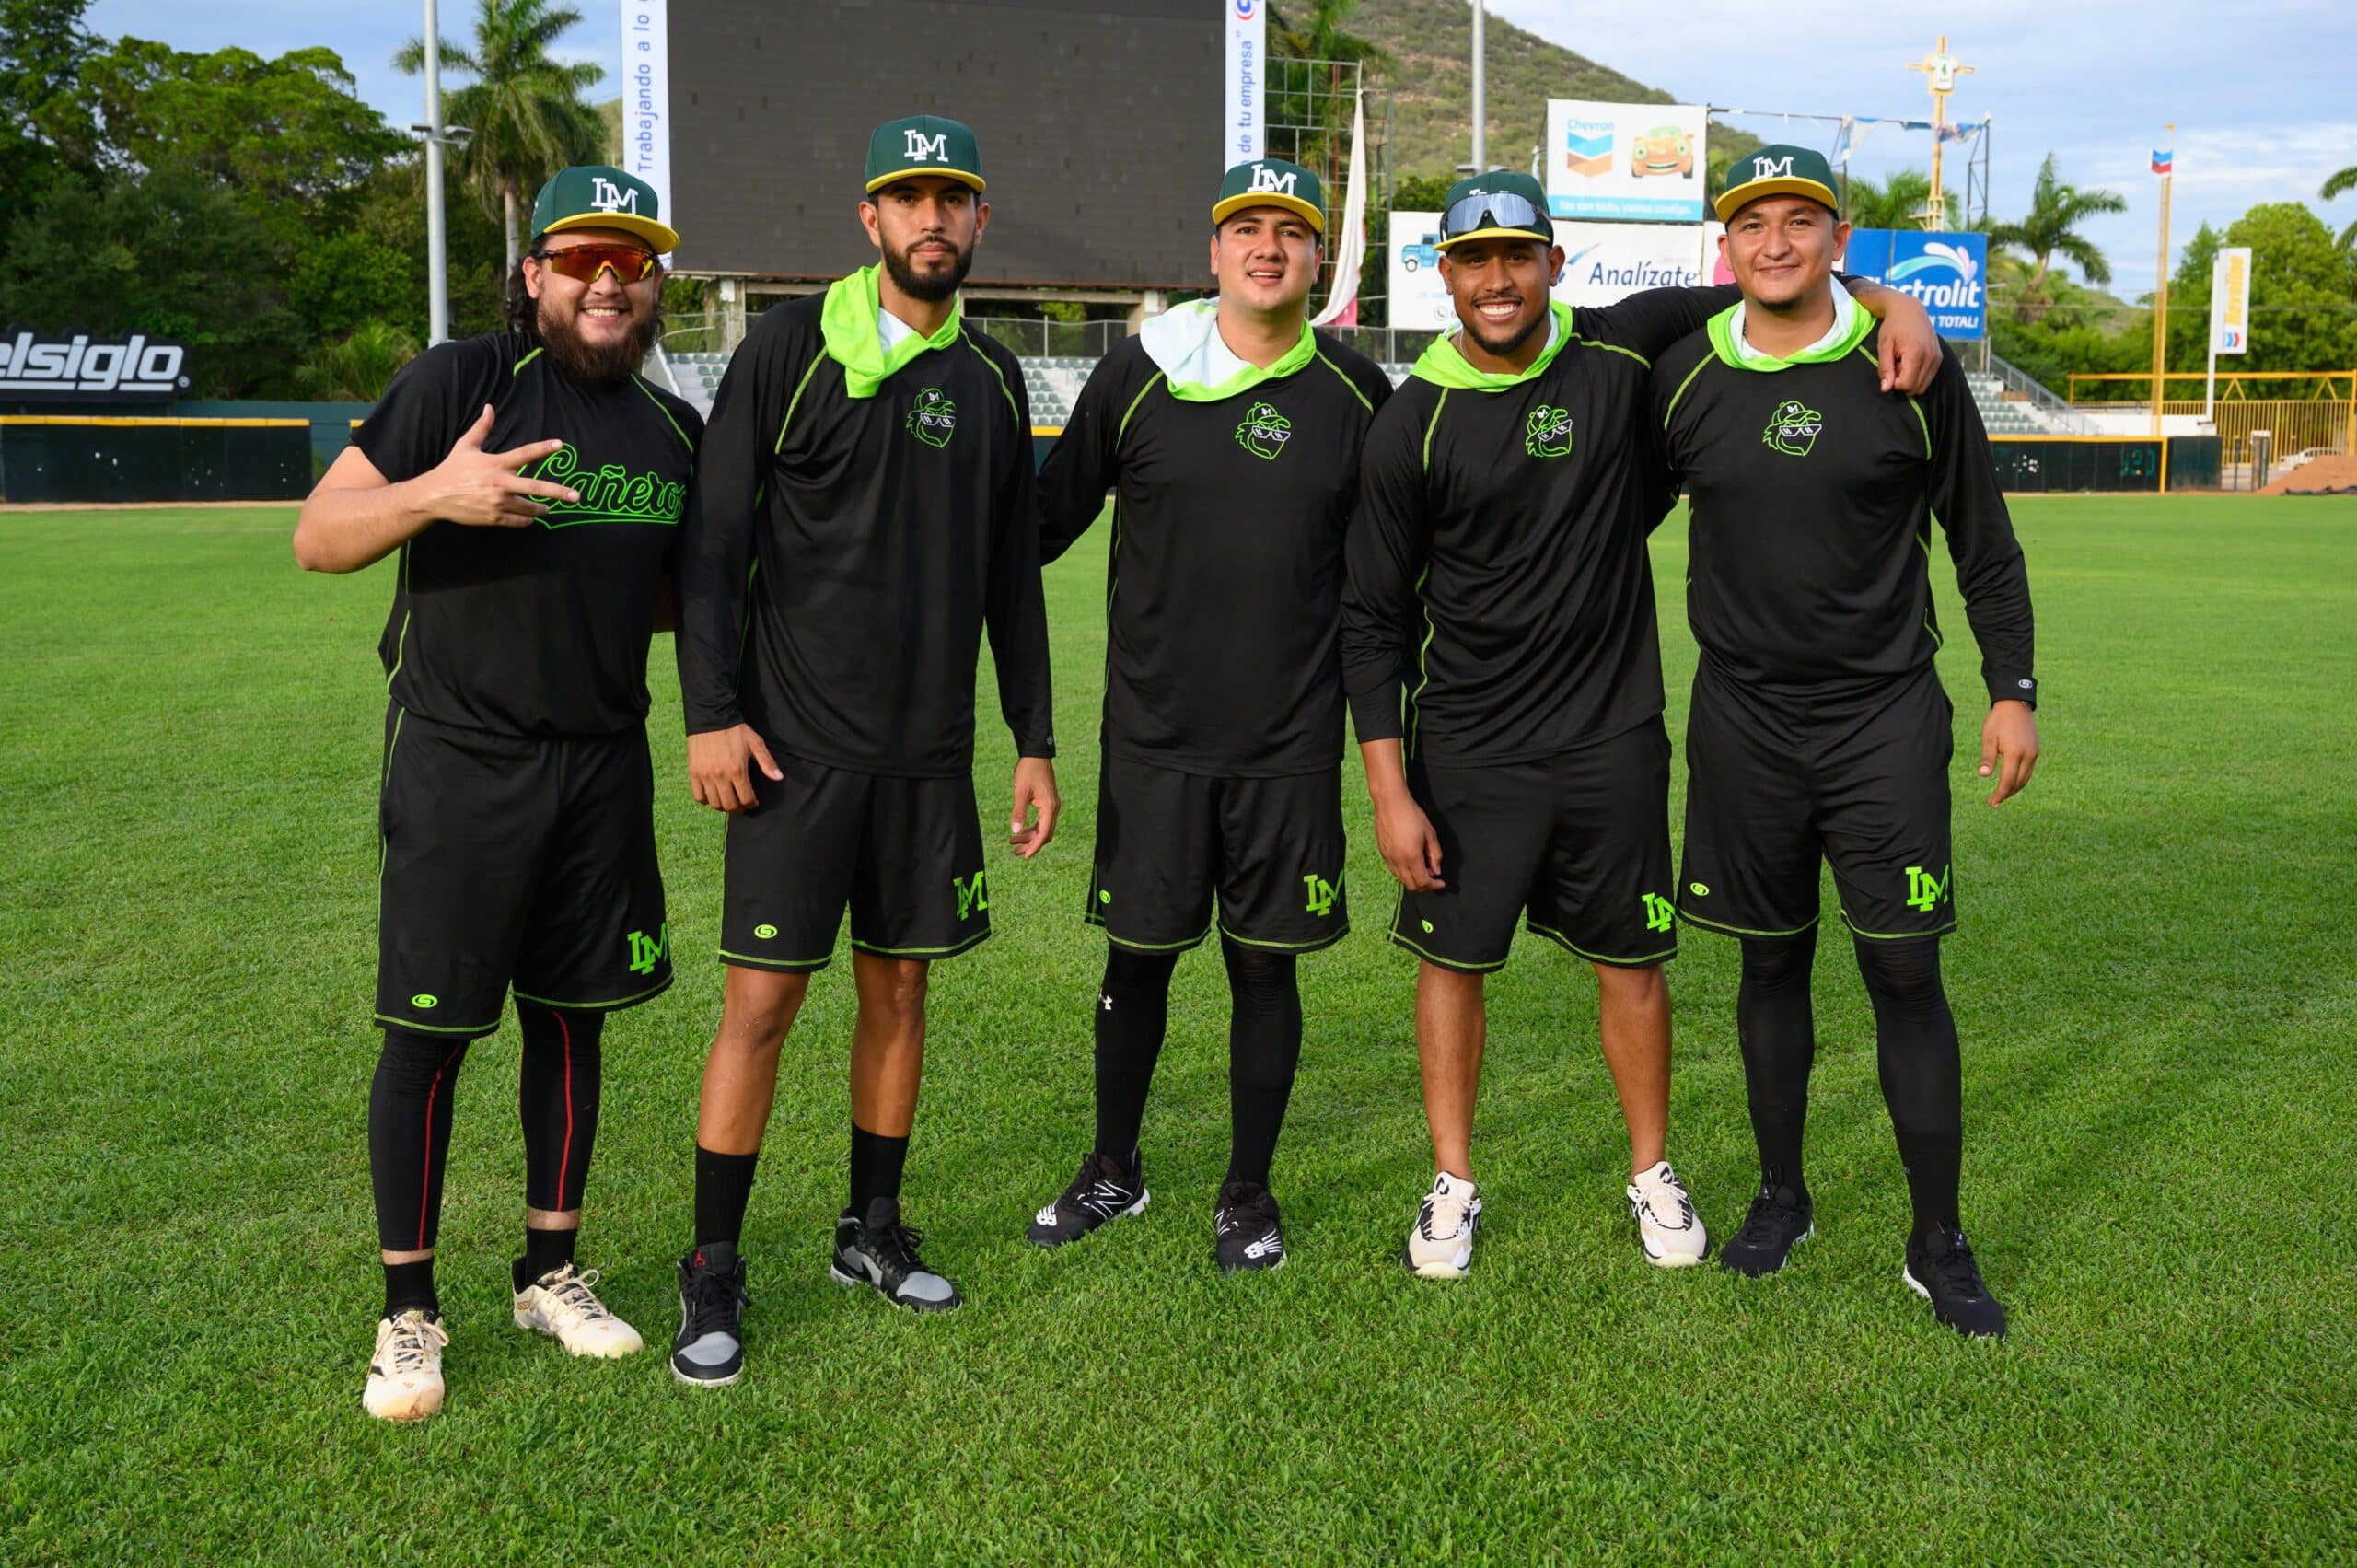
[2151,124,2173,437]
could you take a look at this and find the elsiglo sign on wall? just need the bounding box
[0,328,192,401]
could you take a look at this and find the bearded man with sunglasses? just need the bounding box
[1340,172,1945,1281]
[296,166,700,1422]
[668,116,1056,1386]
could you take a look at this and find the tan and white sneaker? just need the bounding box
[1628,1159,1709,1268]
[1402,1171,1482,1279]
[513,1264,644,1358]
[363,1308,449,1423]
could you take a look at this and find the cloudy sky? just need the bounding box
[89,0,2357,299]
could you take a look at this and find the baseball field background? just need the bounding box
[1,496,2351,1561]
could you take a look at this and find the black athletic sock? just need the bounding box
[1092,945,1178,1160]
[517,1225,578,1292]
[368,1028,471,1257]
[1736,929,1819,1196]
[1854,935,1964,1242]
[518,1003,604,1214]
[848,1122,910,1218]
[382,1258,438,1320]
[693,1145,761,1250]
[1221,938,1302,1189]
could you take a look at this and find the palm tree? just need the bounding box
[1841,168,1959,231]
[398,0,607,273]
[1265,0,1389,66]
[2322,163,2357,249]
[1987,153,2127,302]
[306,319,421,401]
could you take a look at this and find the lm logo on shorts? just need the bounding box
[953,871,990,921]
[1641,893,1676,933]
[1236,400,1293,459]
[1301,874,1338,917]
[1905,864,1952,913]
[1526,404,1574,458]
[907,387,958,447]
[625,923,668,975]
[1763,399,1825,457]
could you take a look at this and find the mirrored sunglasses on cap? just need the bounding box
[531,243,662,284]
[1439,190,1549,244]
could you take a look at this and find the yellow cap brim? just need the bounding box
[865,168,988,195]
[1210,192,1325,234]
[1434,226,1552,251]
[1713,179,1839,223]
[544,211,680,253]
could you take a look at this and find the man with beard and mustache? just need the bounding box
[295,165,700,1422]
[1021,158,1392,1274]
[668,115,1056,1386]
[1339,171,1946,1282]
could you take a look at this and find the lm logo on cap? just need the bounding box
[904,128,948,163]
[1247,164,1297,196]
[589,176,639,214]
[1750,155,1795,180]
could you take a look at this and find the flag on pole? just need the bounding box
[2151,147,2174,175]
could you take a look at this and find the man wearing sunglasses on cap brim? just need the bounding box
[1340,171,1945,1283]
[296,164,701,1423]
[1651,147,2034,1337]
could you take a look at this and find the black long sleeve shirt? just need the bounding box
[674,294,1054,776]
[1340,285,1741,763]
[1651,310,2037,706]
[1037,331,1394,775]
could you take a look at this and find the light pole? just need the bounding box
[423,0,448,344]
[1470,0,1485,173]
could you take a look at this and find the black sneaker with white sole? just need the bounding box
[1904,1223,2007,1340]
[1027,1148,1149,1248]
[831,1197,961,1312]
[671,1244,749,1387]
[1212,1180,1286,1274]
[1718,1176,1815,1278]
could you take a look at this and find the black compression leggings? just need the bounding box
[369,1003,605,1253]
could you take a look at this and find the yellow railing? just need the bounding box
[2067,369,2357,403]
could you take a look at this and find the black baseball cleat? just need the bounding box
[832,1197,962,1312]
[1718,1176,1815,1278]
[1904,1224,2008,1340]
[671,1244,749,1387]
[1028,1148,1150,1248]
[1213,1180,1287,1274]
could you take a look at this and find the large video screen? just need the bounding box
[665,0,1222,289]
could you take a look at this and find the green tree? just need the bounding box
[2322,164,2357,249]
[1840,168,1958,231]
[1267,0,1390,66]
[399,0,608,273]
[2211,202,2357,373]
[1986,153,2126,319]
[0,0,101,210]
[302,319,420,401]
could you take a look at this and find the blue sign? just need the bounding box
[1840,229,1987,341]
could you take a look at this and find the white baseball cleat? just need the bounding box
[1628,1159,1710,1268]
[1403,1171,1483,1279]
[363,1308,449,1423]
[513,1264,645,1358]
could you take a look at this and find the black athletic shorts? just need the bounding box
[1084,751,1348,955]
[1389,718,1678,974]
[376,704,669,1037]
[1678,661,1956,943]
[719,752,988,972]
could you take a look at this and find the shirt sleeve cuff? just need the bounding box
[1347,687,1405,744]
[1986,673,2038,708]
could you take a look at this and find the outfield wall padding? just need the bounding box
[0,418,310,503]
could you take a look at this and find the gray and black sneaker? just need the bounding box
[1028,1148,1149,1248]
[1213,1180,1286,1274]
[831,1197,961,1312]
[1904,1224,2008,1340]
[670,1244,749,1387]
[1718,1175,1815,1278]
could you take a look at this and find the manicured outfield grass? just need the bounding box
[1,496,2351,1562]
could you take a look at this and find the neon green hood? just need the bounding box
[1138,298,1317,402]
[820,264,962,399]
[1704,288,1875,372]
[1411,301,1574,391]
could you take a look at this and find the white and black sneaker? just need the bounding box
[1627,1159,1710,1267]
[1718,1175,1814,1278]
[670,1244,749,1387]
[1904,1224,2008,1340]
[1027,1148,1149,1248]
[1403,1171,1481,1279]
[831,1197,961,1312]
[1212,1180,1286,1274]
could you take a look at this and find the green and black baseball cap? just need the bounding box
[530,165,678,252]
[1434,171,1554,250]
[865,114,986,194]
[1212,157,1325,233]
[1714,145,1839,222]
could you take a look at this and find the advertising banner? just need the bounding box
[620,0,671,254]
[1387,210,1452,329]
[0,327,191,401]
[1544,100,1708,221]
[1225,0,1265,168]
[1840,228,1988,339]
[2210,246,2251,354]
[1551,222,1706,307]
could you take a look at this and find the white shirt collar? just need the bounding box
[877,305,923,350]
[1729,277,1853,366]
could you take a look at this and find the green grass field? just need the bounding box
[2,496,2352,1562]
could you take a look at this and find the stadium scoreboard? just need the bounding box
[665,0,1222,289]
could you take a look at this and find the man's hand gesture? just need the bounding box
[419,404,582,527]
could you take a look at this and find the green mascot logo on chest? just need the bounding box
[1763,399,1825,458]
[1525,404,1574,459]
[907,386,958,448]
[1235,400,1294,460]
